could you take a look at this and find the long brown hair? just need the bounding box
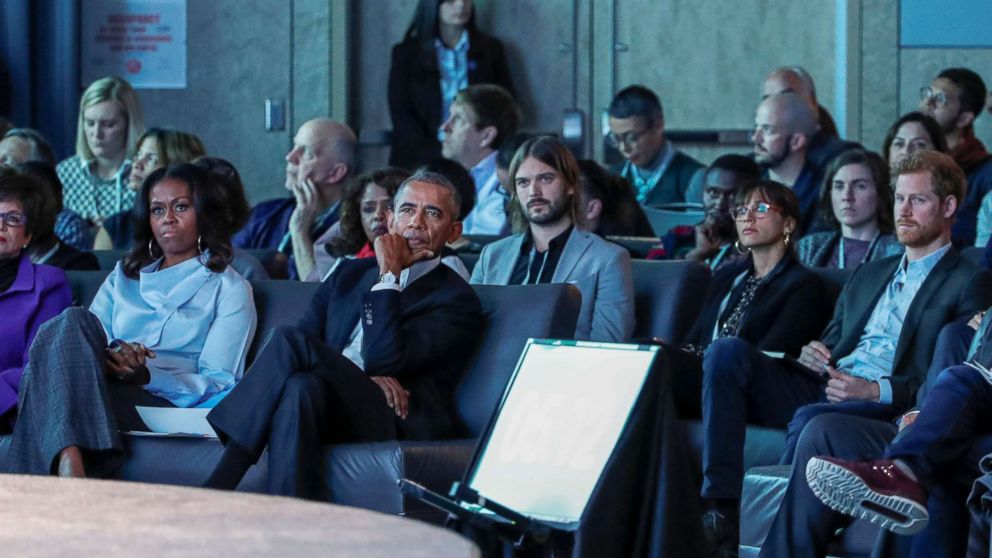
[507,135,579,233]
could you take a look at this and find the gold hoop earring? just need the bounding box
[197,235,204,255]
[735,240,750,254]
[148,239,156,258]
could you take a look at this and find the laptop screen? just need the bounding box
[466,339,658,525]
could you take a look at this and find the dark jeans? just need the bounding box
[207,325,397,499]
[780,320,975,465]
[761,365,992,558]
[758,413,896,558]
[700,337,824,499]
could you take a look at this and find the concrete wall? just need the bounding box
[122,1,992,202]
[853,0,992,154]
[349,0,841,167]
[136,0,339,205]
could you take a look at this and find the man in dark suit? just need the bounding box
[205,171,482,499]
[606,85,705,206]
[760,312,992,558]
[700,150,992,555]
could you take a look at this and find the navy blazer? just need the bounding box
[685,252,833,357]
[822,249,992,410]
[297,257,482,439]
[387,29,515,169]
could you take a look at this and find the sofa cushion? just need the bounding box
[739,464,880,557]
[679,420,787,475]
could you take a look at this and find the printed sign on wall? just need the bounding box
[81,0,187,89]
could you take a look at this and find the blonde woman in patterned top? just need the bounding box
[56,76,144,224]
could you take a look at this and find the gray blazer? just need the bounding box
[470,228,635,342]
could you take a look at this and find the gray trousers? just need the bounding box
[2,307,171,476]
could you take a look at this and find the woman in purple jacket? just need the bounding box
[0,171,73,431]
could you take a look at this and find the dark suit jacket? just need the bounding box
[822,249,992,410]
[685,252,833,357]
[297,257,482,439]
[387,29,515,169]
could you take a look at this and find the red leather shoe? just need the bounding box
[805,456,929,535]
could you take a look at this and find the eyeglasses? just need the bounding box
[730,202,781,220]
[606,127,651,148]
[920,87,951,109]
[0,211,28,228]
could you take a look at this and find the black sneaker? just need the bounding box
[701,509,739,558]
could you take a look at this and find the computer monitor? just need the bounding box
[464,339,658,528]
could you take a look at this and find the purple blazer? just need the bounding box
[0,254,72,418]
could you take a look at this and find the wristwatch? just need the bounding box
[378,271,398,286]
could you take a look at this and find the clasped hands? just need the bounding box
[798,341,880,402]
[105,340,154,385]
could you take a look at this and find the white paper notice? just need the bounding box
[135,406,216,437]
[81,0,188,89]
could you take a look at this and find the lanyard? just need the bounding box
[33,242,60,265]
[709,244,732,270]
[624,144,675,203]
[837,234,881,270]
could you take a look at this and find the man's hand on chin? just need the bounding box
[374,233,435,276]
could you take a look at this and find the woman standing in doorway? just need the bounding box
[388,0,515,169]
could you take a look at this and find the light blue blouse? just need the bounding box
[89,256,257,408]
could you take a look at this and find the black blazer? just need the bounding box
[387,29,515,169]
[297,257,482,439]
[822,249,992,410]
[685,252,833,357]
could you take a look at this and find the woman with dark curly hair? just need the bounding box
[4,163,256,478]
[307,167,410,281]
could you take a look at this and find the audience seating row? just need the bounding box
[65,259,710,520]
[68,260,889,550]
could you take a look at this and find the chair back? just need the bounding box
[643,205,704,236]
[93,250,127,271]
[631,260,711,345]
[248,280,321,359]
[455,284,582,437]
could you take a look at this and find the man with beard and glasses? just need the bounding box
[699,150,992,555]
[470,135,634,342]
[743,150,992,558]
[918,67,992,247]
[752,92,823,236]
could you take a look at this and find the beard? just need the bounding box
[754,141,791,168]
[896,218,943,248]
[525,196,571,226]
